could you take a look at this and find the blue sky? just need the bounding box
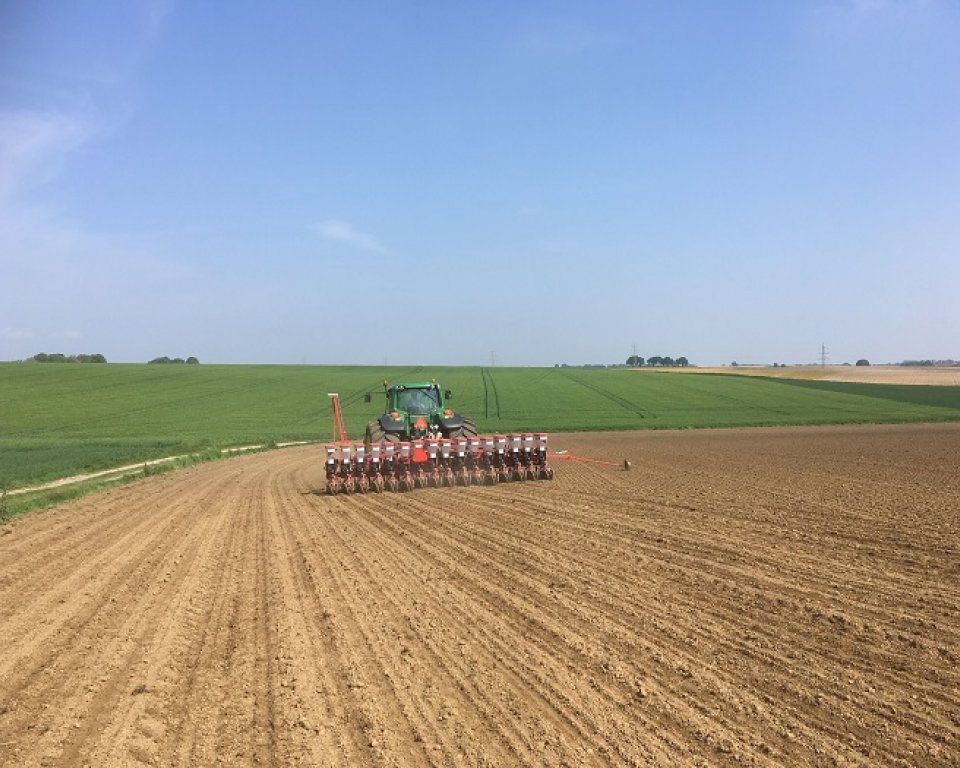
[2,0,958,366]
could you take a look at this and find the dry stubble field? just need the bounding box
[665,366,960,386]
[1,424,958,767]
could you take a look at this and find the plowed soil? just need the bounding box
[1,424,958,767]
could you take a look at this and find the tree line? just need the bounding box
[900,359,958,367]
[26,353,201,364]
[149,357,200,365]
[30,353,107,363]
[626,355,690,368]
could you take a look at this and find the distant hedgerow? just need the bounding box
[148,356,200,365]
[31,353,107,363]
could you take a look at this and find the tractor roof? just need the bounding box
[388,381,437,390]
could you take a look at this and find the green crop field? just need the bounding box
[3,362,960,491]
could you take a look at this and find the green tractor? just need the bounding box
[364,380,479,444]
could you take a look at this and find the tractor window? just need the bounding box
[397,388,439,414]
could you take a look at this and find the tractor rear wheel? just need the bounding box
[449,418,479,439]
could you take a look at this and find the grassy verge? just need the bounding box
[0,446,233,524]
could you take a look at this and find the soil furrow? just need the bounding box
[322,494,608,766]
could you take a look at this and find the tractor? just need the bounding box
[363,380,479,445]
[325,382,553,494]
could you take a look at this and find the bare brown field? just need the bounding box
[1,424,958,767]
[661,365,960,386]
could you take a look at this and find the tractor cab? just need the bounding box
[390,383,448,414]
[365,380,461,440]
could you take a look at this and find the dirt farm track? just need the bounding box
[1,425,958,767]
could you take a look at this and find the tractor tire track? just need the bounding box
[486,368,501,419]
[480,369,489,419]
[479,367,501,420]
[559,370,648,419]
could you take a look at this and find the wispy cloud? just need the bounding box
[315,219,386,254]
[846,0,919,11]
[1,2,173,211]
[818,0,935,18]
[518,17,617,57]
[0,109,99,206]
[144,0,176,41]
